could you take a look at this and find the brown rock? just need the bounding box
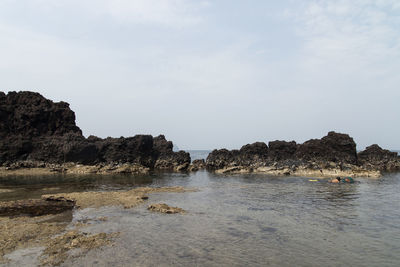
[147,203,185,214]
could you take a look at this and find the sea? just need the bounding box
[187,150,212,161]
[1,168,400,266]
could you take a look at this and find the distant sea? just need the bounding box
[186,150,212,161]
[187,150,399,161]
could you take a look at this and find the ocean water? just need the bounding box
[1,172,400,266]
[187,150,212,161]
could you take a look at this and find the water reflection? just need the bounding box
[0,174,154,201]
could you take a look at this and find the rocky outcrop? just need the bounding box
[268,140,297,161]
[0,91,190,171]
[206,132,399,177]
[0,91,81,139]
[358,144,400,171]
[295,132,357,165]
[188,159,206,172]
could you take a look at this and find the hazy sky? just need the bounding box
[1,0,399,150]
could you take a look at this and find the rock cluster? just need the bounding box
[188,159,206,172]
[206,132,400,177]
[358,144,400,171]
[0,91,190,171]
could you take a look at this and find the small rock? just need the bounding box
[147,203,185,214]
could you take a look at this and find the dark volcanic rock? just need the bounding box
[206,131,399,175]
[96,135,155,166]
[0,91,81,139]
[239,142,269,166]
[206,149,240,169]
[188,159,206,172]
[153,135,191,170]
[0,91,190,170]
[358,144,400,171]
[207,143,270,170]
[268,140,297,161]
[295,132,357,164]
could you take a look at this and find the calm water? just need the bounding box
[1,171,400,266]
[187,150,211,161]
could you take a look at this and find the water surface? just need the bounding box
[1,172,399,266]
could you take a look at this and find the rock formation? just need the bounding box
[206,131,400,177]
[188,159,206,172]
[358,144,400,171]
[0,91,190,172]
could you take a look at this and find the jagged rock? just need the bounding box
[153,136,191,171]
[0,91,190,170]
[0,91,81,139]
[238,142,269,166]
[268,140,297,161]
[206,149,240,169]
[188,159,206,172]
[206,131,400,177]
[153,135,173,153]
[155,151,191,171]
[358,144,400,171]
[295,132,357,164]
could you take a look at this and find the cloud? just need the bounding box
[295,0,400,73]
[0,0,206,28]
[0,0,399,149]
[99,0,204,26]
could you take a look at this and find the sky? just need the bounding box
[1,0,399,150]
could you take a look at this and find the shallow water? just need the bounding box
[188,150,211,161]
[1,171,400,266]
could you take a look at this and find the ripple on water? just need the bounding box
[1,171,400,266]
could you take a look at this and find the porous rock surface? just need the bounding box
[206,131,400,177]
[0,91,190,171]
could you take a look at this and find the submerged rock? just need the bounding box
[42,186,194,209]
[147,203,185,214]
[40,230,119,266]
[0,91,190,171]
[0,198,75,217]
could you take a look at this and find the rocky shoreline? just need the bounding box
[0,186,193,265]
[206,132,400,178]
[1,91,399,178]
[0,91,190,173]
